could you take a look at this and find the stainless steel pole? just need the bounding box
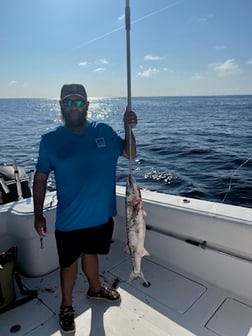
[125,0,133,171]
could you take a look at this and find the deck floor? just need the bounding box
[1,240,252,336]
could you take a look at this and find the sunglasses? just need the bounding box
[62,99,86,108]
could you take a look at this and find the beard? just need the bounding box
[61,109,87,130]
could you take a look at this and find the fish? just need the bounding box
[125,174,150,285]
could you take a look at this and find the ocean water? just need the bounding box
[0,96,251,208]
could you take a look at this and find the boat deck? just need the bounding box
[1,240,252,336]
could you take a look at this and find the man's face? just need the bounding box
[60,95,89,130]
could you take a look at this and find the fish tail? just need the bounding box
[129,270,148,284]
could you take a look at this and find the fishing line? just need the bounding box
[73,0,184,50]
[131,0,184,26]
[222,157,251,203]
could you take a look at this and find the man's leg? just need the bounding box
[82,253,121,302]
[59,260,77,333]
[60,259,78,307]
[81,254,101,291]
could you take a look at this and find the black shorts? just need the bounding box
[55,217,114,268]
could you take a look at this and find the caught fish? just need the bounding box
[125,174,150,284]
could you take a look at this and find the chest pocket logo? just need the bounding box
[96,138,106,148]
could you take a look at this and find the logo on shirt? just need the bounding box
[96,138,106,148]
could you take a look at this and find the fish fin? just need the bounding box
[142,248,150,257]
[124,245,130,254]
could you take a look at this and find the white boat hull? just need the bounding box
[0,192,58,276]
[1,187,252,335]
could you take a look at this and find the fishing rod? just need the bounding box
[13,159,23,200]
[146,223,252,264]
[125,0,133,174]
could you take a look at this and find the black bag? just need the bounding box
[0,246,37,314]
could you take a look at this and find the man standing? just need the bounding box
[33,83,137,333]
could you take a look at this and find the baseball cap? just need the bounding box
[60,84,87,100]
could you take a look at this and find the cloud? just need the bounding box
[99,58,109,65]
[215,45,226,50]
[137,68,160,77]
[192,73,203,80]
[93,67,105,73]
[79,61,88,66]
[118,14,125,21]
[9,80,18,85]
[190,14,214,23]
[199,14,214,22]
[209,59,242,77]
[144,54,165,61]
[247,59,252,65]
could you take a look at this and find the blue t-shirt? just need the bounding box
[36,121,124,231]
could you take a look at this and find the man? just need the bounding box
[33,83,137,333]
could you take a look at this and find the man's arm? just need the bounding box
[33,171,48,236]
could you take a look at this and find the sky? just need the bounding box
[1,0,252,98]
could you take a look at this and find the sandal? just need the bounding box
[87,286,121,303]
[59,306,75,333]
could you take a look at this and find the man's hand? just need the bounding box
[123,109,138,130]
[34,216,47,237]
